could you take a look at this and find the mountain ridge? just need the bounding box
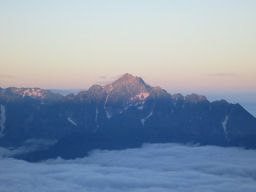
[0,73,215,106]
[0,73,255,161]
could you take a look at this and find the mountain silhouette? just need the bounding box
[0,73,255,161]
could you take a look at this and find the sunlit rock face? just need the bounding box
[103,73,152,106]
[0,87,62,102]
[0,73,256,161]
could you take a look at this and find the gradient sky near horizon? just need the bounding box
[0,1,256,95]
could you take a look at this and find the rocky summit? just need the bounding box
[0,73,256,161]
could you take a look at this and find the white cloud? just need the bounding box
[0,143,256,192]
[0,139,56,158]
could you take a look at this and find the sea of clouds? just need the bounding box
[1,143,256,192]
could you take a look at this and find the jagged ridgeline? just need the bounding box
[0,73,256,161]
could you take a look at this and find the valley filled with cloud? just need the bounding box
[1,143,256,192]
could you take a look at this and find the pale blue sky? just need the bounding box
[0,1,256,112]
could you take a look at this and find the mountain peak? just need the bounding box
[110,73,147,88]
[115,73,143,83]
[119,73,135,80]
[101,73,146,91]
[185,93,208,103]
[100,74,151,107]
[0,87,62,101]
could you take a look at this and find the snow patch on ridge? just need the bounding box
[0,105,6,138]
[95,108,99,122]
[131,92,150,101]
[222,115,229,137]
[95,108,100,129]
[141,111,153,126]
[67,117,77,127]
[22,88,45,98]
[105,110,112,119]
[104,94,110,107]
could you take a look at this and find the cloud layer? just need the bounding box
[1,143,256,192]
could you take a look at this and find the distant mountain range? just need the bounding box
[0,73,256,161]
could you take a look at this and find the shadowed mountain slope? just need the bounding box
[0,74,256,161]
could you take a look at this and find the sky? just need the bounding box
[1,143,256,192]
[0,1,256,101]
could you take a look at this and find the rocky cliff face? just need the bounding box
[0,87,62,102]
[0,74,256,161]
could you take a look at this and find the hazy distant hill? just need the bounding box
[0,73,256,161]
[50,89,82,96]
